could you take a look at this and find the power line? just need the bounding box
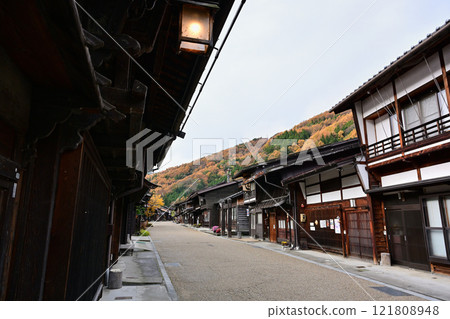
[249,0,379,127]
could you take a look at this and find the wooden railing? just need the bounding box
[367,113,450,158]
[403,113,450,145]
[367,134,402,158]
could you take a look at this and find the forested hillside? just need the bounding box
[149,110,356,206]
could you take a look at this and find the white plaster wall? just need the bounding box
[356,164,369,190]
[362,83,394,117]
[366,120,376,145]
[354,101,366,145]
[381,170,419,187]
[443,44,450,71]
[307,194,321,205]
[395,52,441,100]
[322,191,342,203]
[342,186,366,199]
[421,162,450,181]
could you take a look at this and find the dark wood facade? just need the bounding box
[280,141,377,262]
[219,191,249,236]
[332,21,450,273]
[0,0,235,299]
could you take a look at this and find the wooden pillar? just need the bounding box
[227,204,232,238]
[339,206,347,257]
[43,143,84,300]
[7,128,62,300]
[111,198,124,262]
[366,195,378,265]
[439,50,450,114]
[392,81,405,150]
[292,186,299,248]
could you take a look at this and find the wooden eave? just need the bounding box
[235,139,361,179]
[0,0,101,109]
[331,20,450,114]
[134,0,235,137]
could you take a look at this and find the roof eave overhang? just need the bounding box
[331,21,450,114]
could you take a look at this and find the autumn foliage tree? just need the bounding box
[150,110,356,206]
[145,193,164,217]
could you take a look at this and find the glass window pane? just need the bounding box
[425,198,442,227]
[444,196,450,227]
[427,229,447,258]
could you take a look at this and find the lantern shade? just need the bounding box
[179,3,216,54]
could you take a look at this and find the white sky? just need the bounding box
[158,0,450,171]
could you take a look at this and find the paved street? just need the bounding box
[150,222,426,301]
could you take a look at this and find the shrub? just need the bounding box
[139,229,150,236]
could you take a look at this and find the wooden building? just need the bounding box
[181,180,240,227]
[218,191,250,236]
[331,21,450,273]
[236,154,296,244]
[282,140,376,262]
[0,0,236,300]
[235,138,378,262]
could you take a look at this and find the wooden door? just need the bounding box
[346,210,373,259]
[269,213,277,242]
[386,207,429,270]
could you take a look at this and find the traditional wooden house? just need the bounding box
[186,180,240,228]
[235,156,295,244]
[178,198,195,224]
[218,191,250,236]
[282,139,376,262]
[331,21,450,273]
[235,139,376,261]
[0,0,237,300]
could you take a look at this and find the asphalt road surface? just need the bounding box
[151,222,424,301]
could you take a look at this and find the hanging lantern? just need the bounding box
[178,1,219,54]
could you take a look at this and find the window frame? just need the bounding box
[421,193,450,264]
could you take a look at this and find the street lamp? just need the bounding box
[178,1,219,54]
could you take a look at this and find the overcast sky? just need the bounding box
[157,0,450,171]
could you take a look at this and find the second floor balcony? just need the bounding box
[367,113,450,159]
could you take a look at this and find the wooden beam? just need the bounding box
[439,49,450,114]
[366,195,378,265]
[392,81,405,150]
